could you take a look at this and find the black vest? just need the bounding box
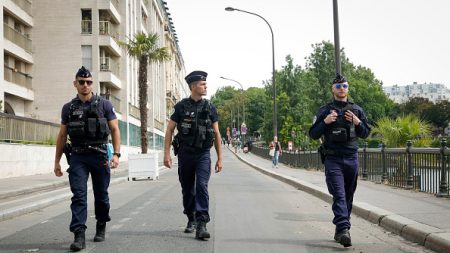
[324,101,357,146]
[67,96,110,147]
[176,98,215,150]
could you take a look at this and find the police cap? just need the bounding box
[185,70,207,85]
[76,66,92,79]
[332,73,347,84]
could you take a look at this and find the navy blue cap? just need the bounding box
[332,73,347,84]
[76,66,92,78]
[185,70,207,85]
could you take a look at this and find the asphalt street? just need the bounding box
[0,148,433,252]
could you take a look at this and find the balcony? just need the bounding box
[81,20,92,34]
[99,57,121,89]
[3,23,32,53]
[129,104,140,120]
[11,0,32,16]
[99,21,121,56]
[165,90,176,106]
[98,0,121,24]
[4,65,32,89]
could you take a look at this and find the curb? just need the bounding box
[0,181,69,200]
[233,151,450,253]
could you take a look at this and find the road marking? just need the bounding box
[119,217,132,223]
[110,224,123,230]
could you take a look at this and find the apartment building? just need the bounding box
[1,0,186,151]
[383,82,450,104]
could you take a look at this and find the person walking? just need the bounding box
[271,136,282,168]
[309,74,371,247]
[163,70,223,240]
[54,66,121,251]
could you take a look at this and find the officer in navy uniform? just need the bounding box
[309,74,371,247]
[54,66,121,251]
[164,70,223,240]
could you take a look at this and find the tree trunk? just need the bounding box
[138,55,149,154]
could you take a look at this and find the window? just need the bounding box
[81,46,92,71]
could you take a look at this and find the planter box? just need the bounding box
[128,153,159,181]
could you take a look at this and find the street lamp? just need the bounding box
[220,76,245,125]
[333,0,341,74]
[225,7,277,139]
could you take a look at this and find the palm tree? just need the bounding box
[121,32,170,153]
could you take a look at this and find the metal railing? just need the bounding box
[4,65,32,89]
[3,23,32,52]
[252,140,449,196]
[0,113,59,144]
[81,20,92,34]
[12,0,32,16]
[99,57,120,77]
[129,104,140,120]
[99,21,119,41]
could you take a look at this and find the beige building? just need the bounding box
[1,0,186,151]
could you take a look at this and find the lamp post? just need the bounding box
[225,7,277,139]
[221,76,246,142]
[333,0,341,74]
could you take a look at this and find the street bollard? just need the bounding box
[436,139,449,198]
[406,140,414,189]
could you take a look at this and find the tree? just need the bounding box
[121,32,170,153]
[371,114,432,147]
[423,100,450,134]
[400,97,433,117]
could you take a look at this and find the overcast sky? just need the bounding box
[167,0,450,96]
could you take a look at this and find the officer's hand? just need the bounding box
[324,110,338,124]
[215,159,223,173]
[164,154,172,169]
[110,155,119,169]
[344,110,361,125]
[54,163,63,177]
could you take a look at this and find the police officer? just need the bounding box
[309,74,371,247]
[54,66,121,251]
[163,70,223,240]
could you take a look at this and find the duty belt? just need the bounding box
[325,149,357,157]
[72,145,107,155]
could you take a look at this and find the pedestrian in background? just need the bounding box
[54,66,121,251]
[309,74,371,247]
[163,70,223,240]
[271,136,282,168]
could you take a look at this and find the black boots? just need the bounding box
[334,229,352,247]
[184,220,196,233]
[195,221,210,240]
[94,222,106,242]
[70,230,86,252]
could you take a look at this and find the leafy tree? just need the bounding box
[371,114,432,147]
[399,97,433,117]
[423,100,450,134]
[121,32,170,153]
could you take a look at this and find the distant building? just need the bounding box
[383,82,450,103]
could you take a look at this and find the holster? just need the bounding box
[318,145,326,164]
[172,135,180,156]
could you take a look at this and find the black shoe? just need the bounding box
[70,230,86,251]
[195,222,210,240]
[334,229,352,247]
[184,220,196,233]
[94,222,106,242]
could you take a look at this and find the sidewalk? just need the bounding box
[233,149,450,253]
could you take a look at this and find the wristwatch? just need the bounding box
[113,152,121,158]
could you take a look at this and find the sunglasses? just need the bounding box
[77,80,93,86]
[335,83,348,89]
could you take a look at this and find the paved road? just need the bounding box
[0,149,433,252]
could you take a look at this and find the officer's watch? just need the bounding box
[113,152,121,158]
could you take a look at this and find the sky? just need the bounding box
[167,0,450,97]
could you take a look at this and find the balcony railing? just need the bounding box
[0,113,59,144]
[99,21,119,41]
[100,93,121,113]
[81,20,92,34]
[129,104,140,120]
[3,23,32,52]
[4,65,32,89]
[12,0,32,16]
[99,57,119,77]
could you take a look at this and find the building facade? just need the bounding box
[383,82,450,104]
[1,0,186,151]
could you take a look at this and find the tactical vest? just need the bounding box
[67,95,110,147]
[176,98,215,150]
[324,102,357,144]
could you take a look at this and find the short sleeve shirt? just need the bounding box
[61,95,117,125]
